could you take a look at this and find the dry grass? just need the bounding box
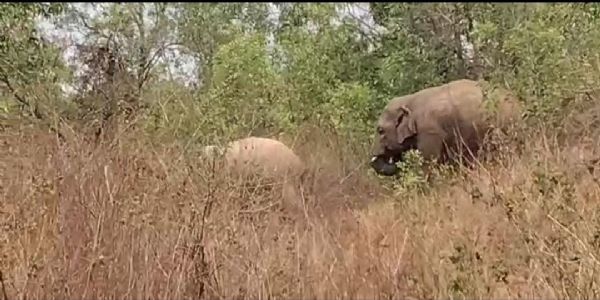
[1,121,600,300]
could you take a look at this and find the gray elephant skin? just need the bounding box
[369,79,522,176]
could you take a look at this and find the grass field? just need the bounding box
[1,121,600,299]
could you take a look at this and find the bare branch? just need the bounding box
[0,71,44,119]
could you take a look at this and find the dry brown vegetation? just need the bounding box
[2,116,600,300]
[6,3,600,299]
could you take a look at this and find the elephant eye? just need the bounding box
[396,114,405,125]
[377,127,384,135]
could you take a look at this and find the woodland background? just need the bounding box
[2,3,600,299]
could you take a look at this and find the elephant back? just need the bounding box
[223,137,306,182]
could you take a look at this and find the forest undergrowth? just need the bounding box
[2,115,600,299]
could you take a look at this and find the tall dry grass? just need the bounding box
[1,118,600,299]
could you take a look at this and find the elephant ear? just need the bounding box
[395,105,417,144]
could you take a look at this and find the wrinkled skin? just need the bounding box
[370,79,521,176]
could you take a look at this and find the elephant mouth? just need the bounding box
[370,136,417,177]
[369,155,401,176]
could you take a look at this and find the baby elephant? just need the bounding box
[201,136,307,211]
[202,136,306,180]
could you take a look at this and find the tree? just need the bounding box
[178,3,273,90]
[61,3,181,139]
[0,3,67,122]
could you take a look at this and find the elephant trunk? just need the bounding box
[369,139,401,176]
[369,155,400,176]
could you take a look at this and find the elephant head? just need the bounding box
[369,99,419,176]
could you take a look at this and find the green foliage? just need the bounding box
[178,3,273,89]
[370,4,471,97]
[322,82,374,138]
[7,3,600,191]
[391,150,428,196]
[206,33,283,139]
[0,3,65,84]
[141,80,197,137]
[471,4,600,124]
[163,3,381,142]
[0,3,67,120]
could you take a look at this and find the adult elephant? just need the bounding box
[369,79,522,176]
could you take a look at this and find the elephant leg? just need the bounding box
[417,132,446,163]
[279,179,305,216]
[416,132,447,180]
[453,132,482,168]
[439,126,478,167]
